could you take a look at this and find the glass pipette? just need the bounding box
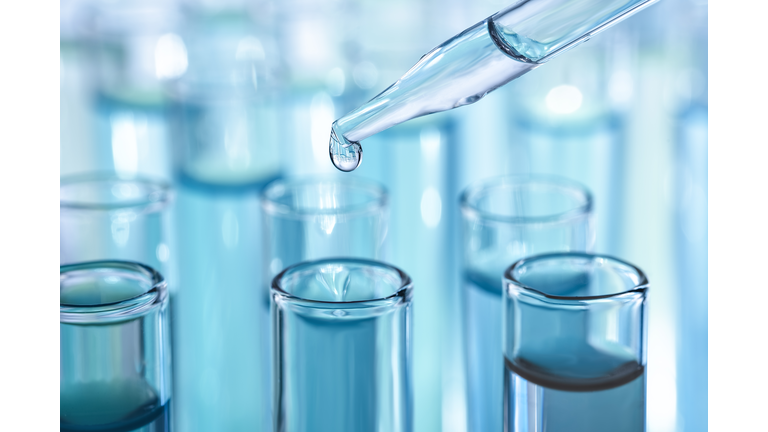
[329,0,661,172]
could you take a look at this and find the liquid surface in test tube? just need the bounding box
[61,269,170,432]
[60,381,169,432]
[504,343,645,432]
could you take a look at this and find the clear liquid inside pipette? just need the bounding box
[329,19,540,172]
[328,0,658,172]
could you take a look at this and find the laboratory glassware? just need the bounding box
[170,9,282,190]
[60,174,172,272]
[261,176,389,284]
[61,261,172,432]
[85,0,182,180]
[461,175,594,432]
[504,38,626,255]
[360,116,457,432]
[272,258,413,432]
[328,0,660,171]
[503,252,648,432]
[674,102,708,432]
[168,8,284,430]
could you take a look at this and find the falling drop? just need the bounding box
[329,122,362,172]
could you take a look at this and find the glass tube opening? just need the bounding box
[460,175,592,224]
[272,258,411,305]
[505,252,648,301]
[261,176,388,219]
[60,174,171,213]
[60,261,167,324]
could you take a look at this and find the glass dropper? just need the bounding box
[329,0,661,172]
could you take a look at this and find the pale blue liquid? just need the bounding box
[505,358,645,432]
[171,176,276,431]
[464,271,505,432]
[274,301,410,432]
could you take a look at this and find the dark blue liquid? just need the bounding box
[504,355,646,432]
[61,401,169,432]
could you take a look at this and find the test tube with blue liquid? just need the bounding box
[61,261,172,432]
[461,175,594,432]
[327,0,660,172]
[272,258,413,432]
[168,7,284,430]
[503,253,648,431]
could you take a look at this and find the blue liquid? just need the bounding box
[274,300,410,432]
[505,357,645,432]
[171,176,275,431]
[464,271,504,432]
[61,385,169,432]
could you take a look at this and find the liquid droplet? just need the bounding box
[329,123,362,172]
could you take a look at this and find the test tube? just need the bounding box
[503,253,648,432]
[61,261,172,432]
[167,10,283,429]
[261,176,389,284]
[60,174,172,272]
[170,7,282,190]
[85,0,181,180]
[272,258,413,432]
[460,175,594,432]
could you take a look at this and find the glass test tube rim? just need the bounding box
[60,260,168,325]
[271,257,412,308]
[260,176,388,220]
[505,252,649,303]
[460,174,593,225]
[60,173,173,213]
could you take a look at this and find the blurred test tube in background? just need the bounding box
[168,1,284,429]
[83,0,184,181]
[461,176,595,432]
[260,176,389,278]
[60,174,173,276]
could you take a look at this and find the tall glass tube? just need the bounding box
[272,258,413,432]
[460,175,594,432]
[60,174,173,272]
[503,253,648,432]
[261,176,389,283]
[61,261,172,432]
[167,7,283,430]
